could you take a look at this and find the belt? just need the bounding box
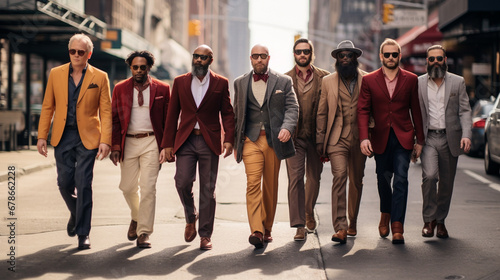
[126,132,154,138]
[428,129,446,134]
[259,130,266,136]
[192,129,202,135]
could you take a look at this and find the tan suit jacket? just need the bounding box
[38,63,112,149]
[316,69,367,154]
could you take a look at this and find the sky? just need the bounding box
[249,0,309,73]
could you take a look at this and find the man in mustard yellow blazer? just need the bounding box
[37,33,112,250]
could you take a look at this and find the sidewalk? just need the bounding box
[0,147,55,182]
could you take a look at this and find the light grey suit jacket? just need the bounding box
[233,68,299,163]
[418,72,472,157]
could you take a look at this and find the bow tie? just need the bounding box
[253,73,268,83]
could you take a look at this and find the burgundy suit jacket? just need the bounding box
[161,70,235,155]
[112,77,170,160]
[357,68,424,154]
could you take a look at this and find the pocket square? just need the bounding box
[88,83,98,89]
[155,96,164,100]
[275,90,283,94]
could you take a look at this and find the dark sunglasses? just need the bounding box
[251,53,269,60]
[193,54,212,60]
[69,49,86,56]
[294,49,311,55]
[428,56,444,62]
[338,52,354,59]
[383,52,400,58]
[132,65,148,71]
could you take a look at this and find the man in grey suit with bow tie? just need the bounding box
[233,44,299,249]
[418,45,471,239]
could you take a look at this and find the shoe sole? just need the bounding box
[347,232,357,236]
[331,237,346,244]
[294,237,306,241]
[128,235,138,241]
[392,239,405,244]
[78,245,90,250]
[137,244,151,248]
[436,234,449,239]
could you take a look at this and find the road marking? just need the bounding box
[464,170,500,192]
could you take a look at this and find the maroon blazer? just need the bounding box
[357,68,424,154]
[112,77,170,160]
[161,70,235,155]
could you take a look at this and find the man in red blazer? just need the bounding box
[110,50,170,248]
[160,45,235,250]
[357,38,425,244]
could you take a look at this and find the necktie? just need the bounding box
[253,73,268,83]
[134,77,150,107]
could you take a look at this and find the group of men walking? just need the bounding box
[36,33,471,251]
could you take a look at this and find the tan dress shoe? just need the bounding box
[137,233,151,248]
[306,213,317,233]
[294,227,307,241]
[127,220,138,241]
[436,223,449,238]
[264,229,273,242]
[331,230,347,244]
[391,222,404,244]
[347,221,357,236]
[200,237,212,250]
[422,220,436,237]
[379,213,391,237]
[184,219,197,242]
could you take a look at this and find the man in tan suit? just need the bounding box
[316,40,369,244]
[37,33,112,250]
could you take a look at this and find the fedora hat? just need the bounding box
[331,40,363,58]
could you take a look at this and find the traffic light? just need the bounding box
[382,3,394,24]
[188,20,201,36]
[294,34,301,43]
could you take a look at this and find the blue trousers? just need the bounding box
[54,128,97,236]
[374,129,412,224]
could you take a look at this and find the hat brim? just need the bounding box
[331,48,363,58]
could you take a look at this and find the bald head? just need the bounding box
[250,44,270,74]
[194,44,213,57]
[251,44,269,55]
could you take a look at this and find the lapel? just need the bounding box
[149,78,157,109]
[443,72,451,107]
[353,69,364,99]
[241,71,254,107]
[182,73,197,108]
[265,69,278,104]
[60,63,70,106]
[338,74,351,99]
[374,68,391,100]
[77,64,94,104]
[392,68,408,99]
[331,72,341,110]
[198,70,217,109]
[421,74,429,114]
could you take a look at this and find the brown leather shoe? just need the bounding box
[137,233,151,248]
[391,222,404,244]
[264,229,273,242]
[347,220,357,236]
[200,237,212,250]
[127,220,138,241]
[331,229,347,244]
[306,213,317,232]
[184,218,197,242]
[436,223,449,238]
[379,213,391,237]
[249,231,264,248]
[422,220,437,237]
[294,227,307,241]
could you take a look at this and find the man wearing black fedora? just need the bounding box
[316,40,371,244]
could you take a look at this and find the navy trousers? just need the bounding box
[54,128,97,236]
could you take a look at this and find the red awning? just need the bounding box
[397,14,442,58]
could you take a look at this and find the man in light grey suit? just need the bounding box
[234,44,299,249]
[418,45,471,239]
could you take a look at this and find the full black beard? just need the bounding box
[191,63,209,77]
[427,62,447,79]
[295,56,312,67]
[335,59,359,79]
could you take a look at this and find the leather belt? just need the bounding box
[259,130,266,136]
[428,129,446,134]
[126,132,154,138]
[192,129,202,135]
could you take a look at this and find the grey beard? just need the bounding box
[192,64,209,77]
[428,63,447,79]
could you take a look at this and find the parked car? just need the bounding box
[468,99,495,157]
[484,96,500,174]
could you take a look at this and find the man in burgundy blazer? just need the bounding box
[357,38,424,244]
[110,50,170,248]
[160,45,235,250]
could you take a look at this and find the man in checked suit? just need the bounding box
[160,45,235,250]
[110,50,170,248]
[233,44,299,249]
[418,45,471,239]
[37,33,112,250]
[357,38,425,244]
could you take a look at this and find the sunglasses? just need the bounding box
[192,54,212,61]
[251,53,269,60]
[69,49,86,56]
[132,65,148,71]
[428,56,444,62]
[383,52,400,58]
[294,49,311,55]
[338,52,354,59]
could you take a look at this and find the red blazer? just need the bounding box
[161,70,235,155]
[112,77,170,160]
[357,68,424,154]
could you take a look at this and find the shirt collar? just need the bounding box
[69,63,88,74]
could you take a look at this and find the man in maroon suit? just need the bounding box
[357,38,424,244]
[160,45,235,250]
[110,50,170,248]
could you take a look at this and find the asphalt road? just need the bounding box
[0,150,499,279]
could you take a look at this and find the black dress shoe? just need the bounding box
[78,235,91,250]
[67,214,76,237]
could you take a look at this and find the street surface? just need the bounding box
[0,148,499,279]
